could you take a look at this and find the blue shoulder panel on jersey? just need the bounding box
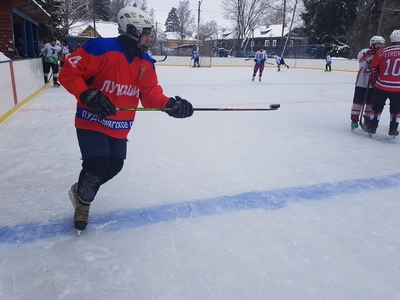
[82,38,122,56]
[140,52,155,64]
[82,37,155,69]
[139,52,156,69]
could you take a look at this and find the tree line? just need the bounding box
[36,0,399,58]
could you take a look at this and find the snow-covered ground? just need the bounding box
[1,65,400,300]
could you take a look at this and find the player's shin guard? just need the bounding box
[351,103,362,122]
[363,104,372,123]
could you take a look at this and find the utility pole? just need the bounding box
[92,0,96,37]
[197,0,203,52]
[281,0,286,45]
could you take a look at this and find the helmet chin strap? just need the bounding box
[122,31,139,42]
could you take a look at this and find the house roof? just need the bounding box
[13,0,50,22]
[69,21,119,38]
[164,32,195,41]
[253,24,289,38]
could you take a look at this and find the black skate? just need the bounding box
[388,129,399,140]
[68,183,90,235]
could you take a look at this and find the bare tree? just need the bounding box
[221,0,271,49]
[199,20,219,41]
[176,0,196,40]
[58,0,93,35]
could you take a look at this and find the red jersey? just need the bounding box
[369,45,400,92]
[59,37,169,139]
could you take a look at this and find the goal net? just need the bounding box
[199,42,212,68]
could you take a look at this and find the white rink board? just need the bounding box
[0,58,44,120]
[0,61,14,115]
[13,59,45,103]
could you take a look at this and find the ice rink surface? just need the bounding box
[1,65,400,300]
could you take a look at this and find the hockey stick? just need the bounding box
[359,80,371,132]
[359,52,372,132]
[244,58,274,65]
[117,104,280,111]
[154,55,167,63]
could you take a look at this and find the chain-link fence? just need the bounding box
[66,37,327,60]
[152,41,326,59]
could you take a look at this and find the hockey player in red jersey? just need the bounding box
[368,29,400,138]
[350,36,385,131]
[59,6,194,235]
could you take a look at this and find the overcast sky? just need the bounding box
[144,0,231,29]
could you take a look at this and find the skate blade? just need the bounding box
[369,133,375,138]
[389,135,397,140]
[76,230,82,236]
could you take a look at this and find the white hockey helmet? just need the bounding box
[390,30,400,43]
[274,55,277,59]
[370,36,385,49]
[117,6,153,41]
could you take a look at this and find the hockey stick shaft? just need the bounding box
[359,52,372,129]
[117,104,280,111]
[245,58,274,65]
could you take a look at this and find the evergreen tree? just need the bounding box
[165,8,180,32]
[347,0,381,57]
[96,0,111,21]
[301,0,358,57]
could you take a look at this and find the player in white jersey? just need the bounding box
[40,37,63,86]
[350,36,385,131]
[252,47,267,82]
[273,55,289,71]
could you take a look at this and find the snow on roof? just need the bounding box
[253,24,289,38]
[69,21,119,38]
[164,32,195,41]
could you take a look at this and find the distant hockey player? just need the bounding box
[350,36,385,131]
[40,37,63,86]
[252,47,267,82]
[325,53,332,71]
[191,50,200,67]
[59,39,70,68]
[368,29,400,138]
[59,6,194,235]
[274,55,289,71]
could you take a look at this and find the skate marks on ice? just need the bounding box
[1,172,400,245]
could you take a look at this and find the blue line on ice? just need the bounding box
[1,173,400,245]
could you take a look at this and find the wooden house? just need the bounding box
[0,0,50,59]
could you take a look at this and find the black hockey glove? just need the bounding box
[80,89,116,118]
[164,96,194,118]
[254,59,257,62]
